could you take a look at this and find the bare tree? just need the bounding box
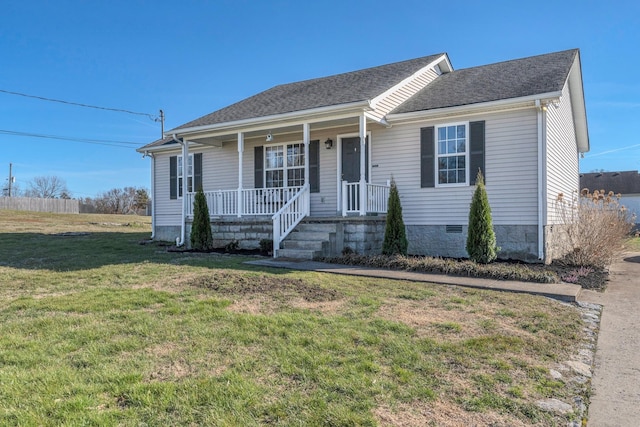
[94,187,148,214]
[2,182,21,197]
[25,176,69,199]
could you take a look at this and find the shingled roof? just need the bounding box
[580,171,640,195]
[172,53,444,131]
[391,49,578,114]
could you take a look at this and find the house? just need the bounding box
[138,48,589,263]
[580,171,640,226]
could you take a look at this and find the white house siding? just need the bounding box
[369,67,441,122]
[373,109,539,226]
[153,149,182,227]
[545,83,579,225]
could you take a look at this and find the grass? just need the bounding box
[0,210,588,426]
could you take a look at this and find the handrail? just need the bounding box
[272,184,310,257]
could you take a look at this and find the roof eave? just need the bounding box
[166,100,372,138]
[386,91,563,122]
[567,52,589,153]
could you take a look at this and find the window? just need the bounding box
[436,123,467,185]
[177,154,194,197]
[265,143,305,188]
[420,121,484,189]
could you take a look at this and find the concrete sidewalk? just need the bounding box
[579,253,640,426]
[246,258,582,301]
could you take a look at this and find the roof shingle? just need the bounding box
[172,54,444,130]
[391,49,578,114]
[580,171,640,195]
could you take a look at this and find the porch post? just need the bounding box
[237,132,244,218]
[181,139,189,245]
[303,122,311,214]
[359,114,367,216]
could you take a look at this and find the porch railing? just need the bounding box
[272,184,310,257]
[342,181,390,216]
[186,186,304,217]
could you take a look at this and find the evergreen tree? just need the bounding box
[190,187,213,251]
[466,170,498,263]
[382,178,408,256]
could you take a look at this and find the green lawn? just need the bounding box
[0,211,586,426]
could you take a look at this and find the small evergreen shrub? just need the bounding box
[259,238,273,255]
[382,178,408,256]
[466,170,498,264]
[190,188,213,251]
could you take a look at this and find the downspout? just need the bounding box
[172,134,188,247]
[149,152,156,239]
[536,100,547,261]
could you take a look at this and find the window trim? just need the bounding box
[177,153,194,198]
[263,141,305,189]
[434,121,470,188]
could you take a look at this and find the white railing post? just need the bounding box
[342,180,347,217]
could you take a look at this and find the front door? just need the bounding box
[341,136,368,212]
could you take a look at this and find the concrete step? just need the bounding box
[286,231,332,241]
[296,222,340,233]
[276,248,319,260]
[281,239,328,251]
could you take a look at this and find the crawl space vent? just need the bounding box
[445,225,463,234]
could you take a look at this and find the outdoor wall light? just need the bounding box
[266,133,273,142]
[324,138,333,149]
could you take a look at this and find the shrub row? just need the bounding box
[320,254,559,284]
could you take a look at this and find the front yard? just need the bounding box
[0,211,590,425]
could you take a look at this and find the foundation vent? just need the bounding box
[445,225,463,234]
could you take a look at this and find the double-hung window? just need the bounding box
[177,154,194,197]
[265,143,305,188]
[436,123,468,186]
[420,120,484,189]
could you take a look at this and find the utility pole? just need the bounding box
[8,163,13,197]
[159,109,165,139]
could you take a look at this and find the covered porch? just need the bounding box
[176,111,391,255]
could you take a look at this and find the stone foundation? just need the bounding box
[544,224,572,264]
[407,224,540,262]
[339,217,386,255]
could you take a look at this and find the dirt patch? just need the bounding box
[374,400,530,427]
[190,270,341,302]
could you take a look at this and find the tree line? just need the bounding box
[2,175,149,215]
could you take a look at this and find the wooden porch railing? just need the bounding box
[272,184,310,257]
[186,186,304,218]
[342,181,390,216]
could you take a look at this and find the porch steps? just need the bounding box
[276,221,342,260]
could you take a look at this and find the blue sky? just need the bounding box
[1,0,638,198]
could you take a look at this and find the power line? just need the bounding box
[0,89,159,120]
[0,129,142,148]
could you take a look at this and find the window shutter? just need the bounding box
[469,121,485,185]
[420,127,435,188]
[194,153,203,191]
[365,136,369,182]
[254,146,264,188]
[309,140,320,193]
[169,156,177,199]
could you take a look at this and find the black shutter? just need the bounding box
[469,121,485,185]
[194,153,203,191]
[420,127,435,188]
[254,146,264,188]
[309,140,320,193]
[365,136,369,182]
[169,156,177,199]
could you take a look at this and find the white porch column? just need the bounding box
[303,123,311,215]
[237,132,244,218]
[359,114,367,216]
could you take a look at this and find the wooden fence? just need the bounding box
[0,197,79,214]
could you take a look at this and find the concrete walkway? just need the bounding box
[579,252,640,426]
